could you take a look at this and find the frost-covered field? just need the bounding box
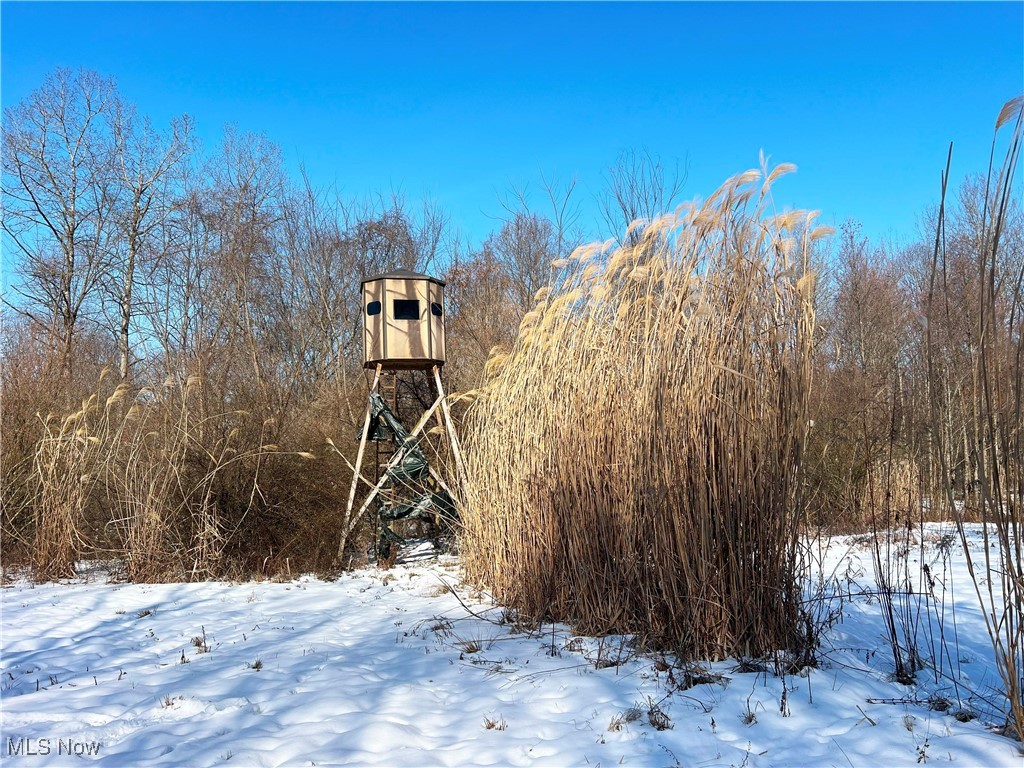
[1,526,1020,767]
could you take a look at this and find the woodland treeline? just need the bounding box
[0,69,1020,585]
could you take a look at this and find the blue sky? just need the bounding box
[2,1,1022,255]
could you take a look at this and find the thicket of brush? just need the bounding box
[2,365,356,582]
[458,162,827,660]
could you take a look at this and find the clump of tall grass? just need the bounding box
[27,373,223,581]
[458,160,828,660]
[926,96,1023,742]
[23,371,323,582]
[99,374,224,582]
[30,394,105,580]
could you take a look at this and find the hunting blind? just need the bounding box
[342,270,463,563]
[362,270,446,369]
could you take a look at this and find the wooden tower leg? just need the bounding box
[338,365,381,563]
[432,365,467,484]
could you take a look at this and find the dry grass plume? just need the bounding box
[458,159,828,660]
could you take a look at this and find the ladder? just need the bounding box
[376,371,399,480]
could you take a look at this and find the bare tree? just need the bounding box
[492,175,584,312]
[139,167,215,383]
[2,68,121,384]
[443,241,519,389]
[203,127,289,415]
[500,175,584,256]
[349,198,419,274]
[486,212,559,313]
[108,102,193,380]
[280,174,355,389]
[598,148,687,245]
[412,198,451,277]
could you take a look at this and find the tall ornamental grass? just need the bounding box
[459,162,828,660]
[20,372,321,582]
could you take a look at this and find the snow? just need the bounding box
[1,526,1021,767]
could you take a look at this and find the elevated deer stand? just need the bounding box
[337,270,464,564]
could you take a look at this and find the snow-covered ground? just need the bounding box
[1,526,1020,767]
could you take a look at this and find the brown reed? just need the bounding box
[26,372,312,582]
[458,160,828,660]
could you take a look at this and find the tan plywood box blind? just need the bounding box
[361,270,446,370]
